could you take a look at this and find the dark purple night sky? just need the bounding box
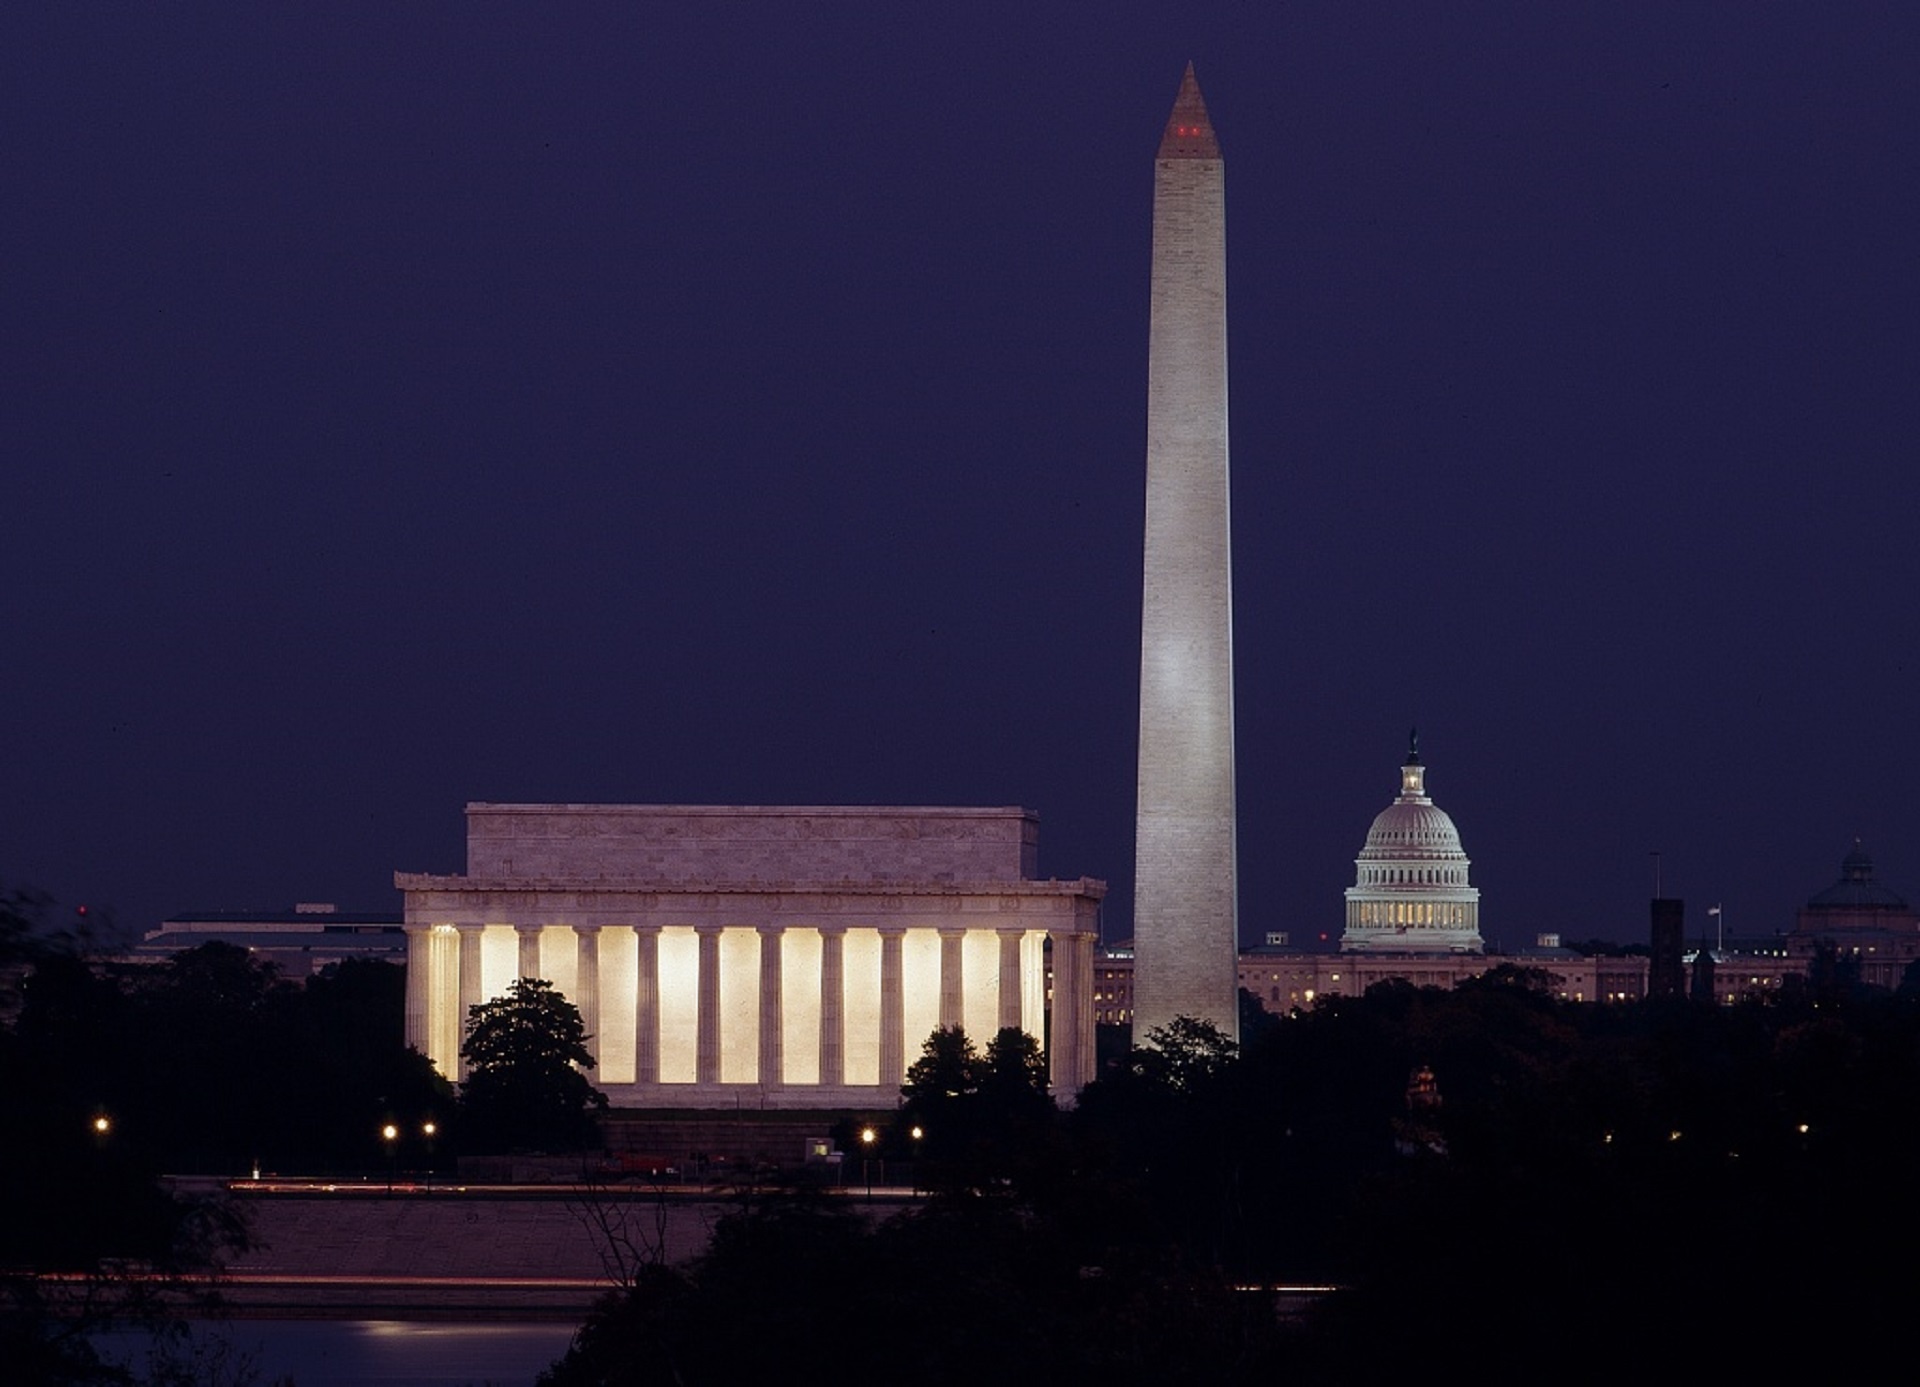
[5,6,1917,949]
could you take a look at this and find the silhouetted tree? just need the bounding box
[1135,1014,1239,1093]
[897,1025,1058,1193]
[0,891,253,1384]
[538,1180,1280,1387]
[459,978,606,1153]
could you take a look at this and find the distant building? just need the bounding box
[1785,841,1920,988]
[134,903,404,976]
[1097,934,1651,1029]
[1093,743,1916,1027]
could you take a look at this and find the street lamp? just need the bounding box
[381,1123,400,1194]
[860,1125,877,1201]
[421,1120,438,1191]
[92,1115,111,1137]
[908,1125,924,1195]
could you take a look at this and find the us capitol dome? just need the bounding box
[1340,733,1484,953]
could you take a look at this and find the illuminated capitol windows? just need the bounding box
[1340,735,1484,954]
[396,805,1103,1107]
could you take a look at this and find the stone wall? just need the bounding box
[464,804,1040,884]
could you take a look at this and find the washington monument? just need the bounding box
[1132,63,1239,1043]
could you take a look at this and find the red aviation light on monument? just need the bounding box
[1157,62,1221,161]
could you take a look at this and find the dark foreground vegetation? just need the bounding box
[7,878,1920,1384]
[544,961,1920,1385]
[1,888,447,1384]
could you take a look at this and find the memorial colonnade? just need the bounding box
[397,806,1103,1107]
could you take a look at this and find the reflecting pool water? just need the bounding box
[95,1318,581,1387]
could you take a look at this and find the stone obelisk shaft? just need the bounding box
[1133,64,1239,1043]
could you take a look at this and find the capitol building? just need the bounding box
[1097,740,1658,1024]
[1340,736,1483,954]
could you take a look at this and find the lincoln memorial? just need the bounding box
[396,804,1105,1106]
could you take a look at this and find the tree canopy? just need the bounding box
[459,978,607,1153]
[536,973,1920,1383]
[894,1024,1054,1191]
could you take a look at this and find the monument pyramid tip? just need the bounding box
[1159,63,1220,160]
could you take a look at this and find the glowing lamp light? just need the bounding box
[422,1121,437,1138]
[92,1115,111,1135]
[381,1123,400,1143]
[859,1126,877,1147]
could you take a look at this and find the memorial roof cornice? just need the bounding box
[463,803,1038,818]
[394,872,1105,898]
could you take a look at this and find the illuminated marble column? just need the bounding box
[818,926,845,1087]
[632,924,660,1086]
[455,923,485,1080]
[433,927,459,1074]
[938,927,965,1029]
[516,924,542,980]
[573,925,601,1063]
[879,927,906,1085]
[1047,926,1094,1096]
[696,925,722,1085]
[403,925,432,1054]
[997,928,1024,1033]
[758,925,784,1086]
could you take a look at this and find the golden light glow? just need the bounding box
[479,924,517,1003]
[381,1123,399,1142]
[901,931,941,1077]
[718,927,760,1084]
[656,927,699,1083]
[782,928,823,1085]
[541,925,580,1006]
[597,927,638,1083]
[860,1126,877,1146]
[961,928,1000,1042]
[842,929,882,1085]
[92,1115,111,1135]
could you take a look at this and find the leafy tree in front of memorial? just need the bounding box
[898,1024,983,1181]
[897,1024,1059,1192]
[458,978,606,1153]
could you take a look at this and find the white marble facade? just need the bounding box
[396,805,1104,1107]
